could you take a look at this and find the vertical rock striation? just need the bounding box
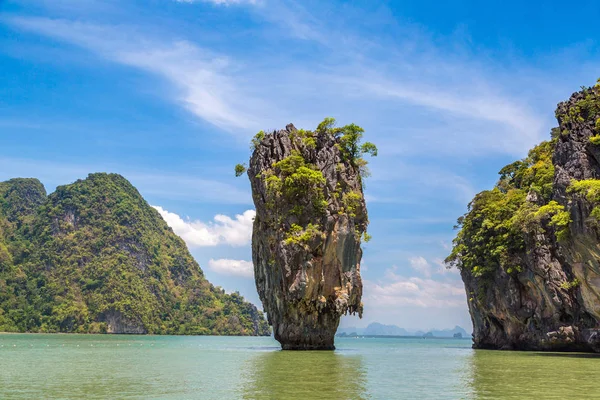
[247,122,372,350]
[449,81,600,352]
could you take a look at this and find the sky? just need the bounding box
[1,0,599,332]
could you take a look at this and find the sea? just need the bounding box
[1,334,599,399]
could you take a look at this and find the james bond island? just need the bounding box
[447,80,600,352]
[236,119,377,350]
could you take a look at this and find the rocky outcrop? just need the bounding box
[452,82,600,352]
[102,310,147,334]
[247,122,370,349]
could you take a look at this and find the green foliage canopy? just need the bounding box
[447,140,571,284]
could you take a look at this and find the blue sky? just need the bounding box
[1,0,599,332]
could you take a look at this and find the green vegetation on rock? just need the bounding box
[284,223,323,246]
[556,85,600,126]
[589,134,600,145]
[560,278,580,291]
[448,80,600,288]
[274,151,328,213]
[448,79,600,352]
[236,118,377,242]
[556,80,600,137]
[0,173,270,335]
[341,191,362,218]
[251,130,266,150]
[568,179,600,225]
[235,163,247,177]
[446,140,571,284]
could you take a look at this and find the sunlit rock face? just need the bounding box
[454,84,600,352]
[248,124,367,350]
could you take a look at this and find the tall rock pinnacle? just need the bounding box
[240,119,376,350]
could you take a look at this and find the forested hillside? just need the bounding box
[0,173,269,336]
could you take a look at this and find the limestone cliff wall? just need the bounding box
[457,84,600,352]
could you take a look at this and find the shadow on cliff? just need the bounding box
[242,350,367,399]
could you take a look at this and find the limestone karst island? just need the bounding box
[4,0,600,397]
[448,82,600,352]
[239,120,375,350]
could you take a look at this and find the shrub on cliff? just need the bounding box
[446,139,571,285]
[236,117,377,238]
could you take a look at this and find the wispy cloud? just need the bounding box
[5,3,552,157]
[247,1,550,157]
[433,257,459,275]
[153,206,255,247]
[409,256,432,278]
[4,0,549,158]
[208,258,254,277]
[392,256,458,279]
[353,80,545,156]
[6,17,266,132]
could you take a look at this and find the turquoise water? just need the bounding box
[1,334,599,399]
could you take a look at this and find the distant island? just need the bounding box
[336,322,470,338]
[0,174,270,336]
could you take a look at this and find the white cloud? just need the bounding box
[405,256,459,278]
[153,206,255,247]
[364,273,466,309]
[409,256,432,278]
[208,258,254,277]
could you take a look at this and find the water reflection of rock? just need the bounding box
[243,351,367,400]
[466,349,600,399]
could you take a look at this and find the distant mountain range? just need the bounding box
[336,323,471,338]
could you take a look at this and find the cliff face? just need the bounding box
[449,82,600,351]
[247,122,372,349]
[0,173,270,336]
